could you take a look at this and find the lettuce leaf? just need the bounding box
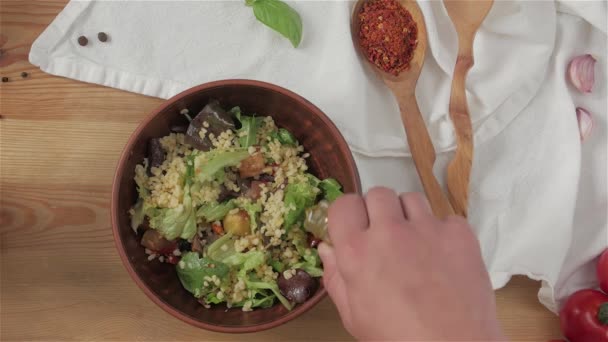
[246,279,293,310]
[232,106,263,148]
[283,181,319,230]
[147,183,197,240]
[176,252,230,298]
[195,150,249,183]
[196,200,236,222]
[319,178,343,202]
[130,198,146,232]
[292,248,323,277]
[269,128,297,146]
[206,232,235,261]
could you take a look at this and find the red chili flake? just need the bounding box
[358,0,418,76]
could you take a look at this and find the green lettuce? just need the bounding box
[234,108,263,148]
[195,150,249,183]
[246,279,293,310]
[196,200,236,222]
[292,249,323,277]
[269,128,297,146]
[291,229,323,277]
[283,181,319,230]
[319,178,343,203]
[176,252,230,298]
[270,259,285,273]
[206,232,236,261]
[130,198,146,232]
[147,183,196,240]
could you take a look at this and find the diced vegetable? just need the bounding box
[191,237,203,253]
[245,181,264,200]
[239,153,266,178]
[223,210,251,236]
[140,229,177,254]
[212,222,225,236]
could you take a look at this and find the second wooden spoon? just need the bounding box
[444,0,493,217]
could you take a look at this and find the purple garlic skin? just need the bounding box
[568,54,596,93]
[576,107,593,142]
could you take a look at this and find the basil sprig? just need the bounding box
[246,0,302,48]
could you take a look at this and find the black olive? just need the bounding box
[277,269,318,304]
[178,239,192,251]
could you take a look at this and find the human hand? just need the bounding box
[318,187,506,341]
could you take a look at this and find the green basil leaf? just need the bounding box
[251,0,302,48]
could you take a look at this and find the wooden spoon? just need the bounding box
[444,0,493,217]
[351,0,454,218]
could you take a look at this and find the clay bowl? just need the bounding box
[111,79,361,333]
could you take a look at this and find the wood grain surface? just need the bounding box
[0,1,561,340]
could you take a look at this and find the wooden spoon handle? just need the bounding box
[447,56,474,217]
[398,94,455,219]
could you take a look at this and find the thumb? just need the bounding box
[319,243,353,330]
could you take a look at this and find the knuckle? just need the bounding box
[366,186,397,199]
[330,194,362,214]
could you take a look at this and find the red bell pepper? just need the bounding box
[560,289,608,342]
[597,249,608,294]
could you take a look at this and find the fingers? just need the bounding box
[399,192,432,221]
[318,243,353,329]
[365,187,406,226]
[328,193,368,245]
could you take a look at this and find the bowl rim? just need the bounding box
[111,79,361,333]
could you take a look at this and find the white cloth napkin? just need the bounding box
[30,0,607,312]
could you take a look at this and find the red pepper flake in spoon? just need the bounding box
[358,0,418,76]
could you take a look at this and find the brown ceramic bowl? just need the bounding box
[111,80,361,333]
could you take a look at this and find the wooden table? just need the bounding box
[0,1,561,340]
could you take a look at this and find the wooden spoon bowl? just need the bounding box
[351,0,454,218]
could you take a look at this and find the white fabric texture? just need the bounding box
[29,0,607,312]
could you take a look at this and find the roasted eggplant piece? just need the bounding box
[147,138,165,172]
[185,100,235,151]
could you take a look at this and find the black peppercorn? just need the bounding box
[77,36,88,46]
[97,32,108,42]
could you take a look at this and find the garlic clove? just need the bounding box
[568,54,596,93]
[576,107,593,142]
